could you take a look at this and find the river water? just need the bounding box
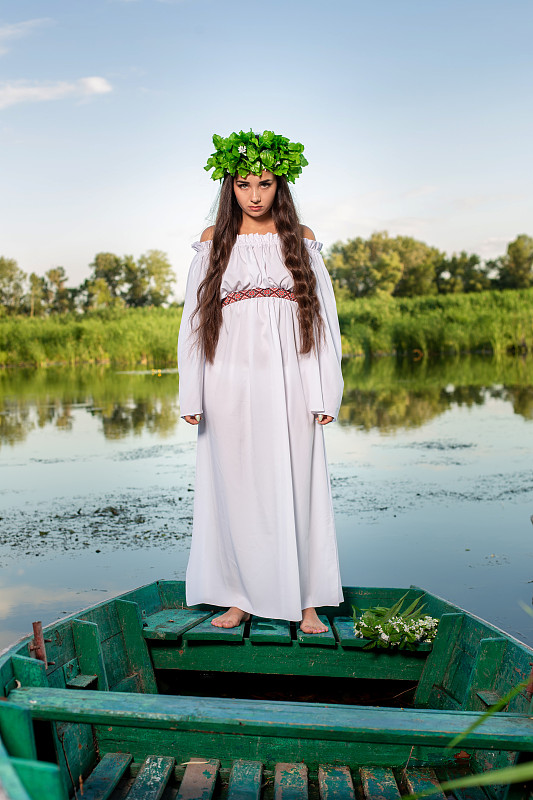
[1,356,532,650]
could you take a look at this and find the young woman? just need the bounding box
[177,130,344,634]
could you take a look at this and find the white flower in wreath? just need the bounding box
[238,145,247,155]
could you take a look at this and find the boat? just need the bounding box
[1,581,533,800]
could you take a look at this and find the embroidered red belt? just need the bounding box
[222,287,297,307]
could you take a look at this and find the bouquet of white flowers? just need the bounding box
[352,593,439,651]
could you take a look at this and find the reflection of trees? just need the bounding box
[1,359,533,444]
[97,398,178,439]
[0,368,182,446]
[0,402,34,447]
[338,358,533,431]
[338,388,450,431]
[504,387,533,420]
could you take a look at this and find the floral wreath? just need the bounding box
[204,129,309,184]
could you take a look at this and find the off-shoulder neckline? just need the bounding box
[192,231,323,252]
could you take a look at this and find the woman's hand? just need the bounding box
[315,414,333,425]
[184,414,202,425]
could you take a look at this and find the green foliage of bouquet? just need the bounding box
[352,593,439,650]
[204,129,309,183]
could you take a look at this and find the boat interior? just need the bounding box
[1,581,533,800]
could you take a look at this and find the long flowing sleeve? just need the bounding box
[177,243,209,419]
[306,243,344,421]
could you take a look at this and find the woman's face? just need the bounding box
[233,170,277,220]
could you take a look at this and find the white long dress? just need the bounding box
[177,232,344,621]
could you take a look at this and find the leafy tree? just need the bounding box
[83,277,116,311]
[326,232,441,298]
[89,253,124,298]
[137,249,175,306]
[27,273,47,316]
[494,234,533,289]
[392,236,442,297]
[326,232,403,297]
[0,256,26,313]
[123,254,150,308]
[45,267,71,313]
[436,251,491,294]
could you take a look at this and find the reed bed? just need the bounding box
[1,289,532,367]
[337,288,533,358]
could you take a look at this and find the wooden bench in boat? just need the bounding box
[11,686,533,752]
[141,608,432,681]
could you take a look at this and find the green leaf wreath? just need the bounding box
[352,593,439,650]
[204,129,309,184]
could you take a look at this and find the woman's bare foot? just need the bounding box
[300,607,329,634]
[211,607,251,628]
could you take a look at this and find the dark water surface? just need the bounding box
[1,356,533,651]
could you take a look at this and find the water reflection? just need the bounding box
[1,357,533,448]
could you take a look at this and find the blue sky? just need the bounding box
[1,0,532,299]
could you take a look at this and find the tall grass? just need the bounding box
[0,288,532,367]
[338,288,533,358]
[0,307,183,367]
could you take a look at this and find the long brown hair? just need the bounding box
[191,173,325,364]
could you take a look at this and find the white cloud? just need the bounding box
[0,77,113,110]
[78,76,113,95]
[0,18,53,55]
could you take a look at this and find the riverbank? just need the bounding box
[1,288,532,367]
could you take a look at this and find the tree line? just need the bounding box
[0,250,175,316]
[324,232,533,298]
[1,232,533,316]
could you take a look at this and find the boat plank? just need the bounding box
[297,617,336,648]
[227,760,263,800]
[115,600,157,694]
[149,641,428,681]
[119,583,164,617]
[77,601,121,644]
[403,768,445,800]
[318,765,355,800]
[11,687,533,751]
[96,727,414,771]
[0,703,36,760]
[176,757,219,800]
[142,609,214,641]
[100,632,130,690]
[274,763,308,800]
[66,674,97,690]
[183,619,245,642]
[11,656,47,689]
[360,767,400,800]
[40,621,76,679]
[332,618,362,649]
[127,755,175,800]
[6,757,68,800]
[464,638,508,710]
[79,752,132,800]
[415,613,465,707]
[249,619,291,645]
[0,739,32,800]
[72,620,109,692]
[157,580,188,608]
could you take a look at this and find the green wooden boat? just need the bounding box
[1,581,533,800]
